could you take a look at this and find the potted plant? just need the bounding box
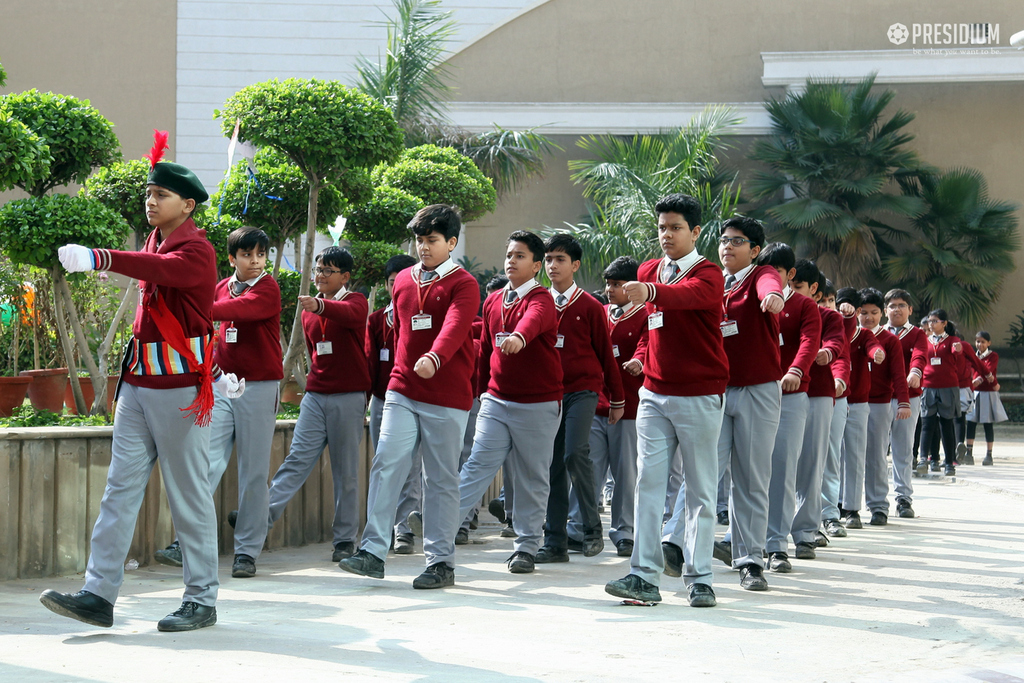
[0,374,31,417]
[19,367,67,412]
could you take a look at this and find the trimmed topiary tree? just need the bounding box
[82,158,151,248]
[374,144,496,222]
[0,110,52,193]
[344,185,424,244]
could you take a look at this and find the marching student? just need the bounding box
[789,263,847,555]
[43,146,240,631]
[883,288,927,518]
[266,246,370,562]
[455,230,562,575]
[955,337,991,464]
[819,279,852,539]
[604,193,728,607]
[536,234,624,563]
[568,256,648,557]
[858,288,910,527]
[759,246,821,573]
[365,254,418,555]
[967,331,1007,466]
[340,205,480,589]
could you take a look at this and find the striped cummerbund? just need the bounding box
[126,334,212,376]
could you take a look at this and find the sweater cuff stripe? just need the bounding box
[93,249,111,272]
[511,331,527,347]
[424,352,441,371]
[609,400,625,409]
[788,367,804,379]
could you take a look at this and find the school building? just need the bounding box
[2,0,1023,340]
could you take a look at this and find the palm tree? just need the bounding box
[882,168,1019,329]
[355,0,559,199]
[548,106,742,283]
[748,75,928,286]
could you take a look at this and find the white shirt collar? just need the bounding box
[418,257,456,280]
[619,302,636,315]
[229,272,265,288]
[331,287,349,301]
[549,281,578,303]
[507,278,541,301]
[723,263,756,286]
[868,324,883,335]
[783,285,792,301]
[664,249,703,278]
[930,332,948,343]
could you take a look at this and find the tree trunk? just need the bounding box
[273,238,284,278]
[280,176,320,388]
[57,275,104,413]
[92,281,138,415]
[51,267,88,415]
[12,310,20,375]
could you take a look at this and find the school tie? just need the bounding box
[505,289,518,305]
[661,260,680,283]
[421,269,438,283]
[724,274,737,291]
[889,326,898,335]
[232,280,249,296]
[556,294,567,306]
[612,306,624,320]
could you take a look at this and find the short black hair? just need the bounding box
[792,258,820,288]
[384,254,416,279]
[409,204,462,242]
[654,193,701,229]
[759,242,796,271]
[507,230,545,262]
[486,274,509,293]
[722,216,767,248]
[819,277,835,298]
[590,289,609,305]
[544,233,583,262]
[858,287,884,310]
[977,330,991,342]
[316,246,353,274]
[602,255,639,282]
[884,288,914,307]
[227,226,269,256]
[836,286,861,309]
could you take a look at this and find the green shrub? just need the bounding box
[0,194,129,268]
[344,185,424,244]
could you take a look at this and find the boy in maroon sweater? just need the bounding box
[365,254,419,555]
[536,234,624,562]
[341,205,480,589]
[456,230,563,575]
[605,194,728,607]
[759,244,821,573]
[857,288,911,527]
[267,246,370,562]
[45,156,232,631]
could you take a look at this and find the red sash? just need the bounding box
[146,292,215,426]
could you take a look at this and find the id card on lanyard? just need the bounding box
[316,316,332,355]
[414,272,437,331]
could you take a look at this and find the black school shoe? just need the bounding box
[605,574,662,602]
[768,552,792,573]
[338,549,385,579]
[488,498,507,523]
[896,498,915,518]
[455,528,469,545]
[843,511,864,529]
[394,532,415,555]
[662,542,683,577]
[332,541,355,562]
[869,511,888,526]
[615,539,634,557]
[507,551,535,574]
[713,540,733,567]
[566,537,585,553]
[231,554,256,578]
[717,510,729,526]
[582,536,605,557]
[157,601,217,632]
[412,562,454,589]
[534,545,570,563]
[39,589,114,628]
[688,583,717,608]
[738,564,769,591]
[154,541,183,567]
[794,542,816,560]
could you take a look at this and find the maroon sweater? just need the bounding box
[891,324,928,399]
[303,291,370,394]
[807,307,847,399]
[634,256,729,397]
[722,265,783,387]
[867,328,910,407]
[974,350,1000,391]
[554,288,624,407]
[211,274,283,382]
[479,284,562,403]
[93,219,216,390]
[779,290,822,394]
[923,334,964,389]
[957,341,991,390]
[840,315,884,401]
[596,304,648,420]
[388,265,480,411]
[365,306,395,400]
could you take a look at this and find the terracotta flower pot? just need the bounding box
[281,377,304,405]
[64,375,120,415]
[0,376,32,417]
[19,368,69,413]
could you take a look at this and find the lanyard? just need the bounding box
[501,294,527,333]
[555,290,575,327]
[416,273,439,314]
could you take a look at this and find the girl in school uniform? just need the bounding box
[916,309,966,476]
[967,331,1007,466]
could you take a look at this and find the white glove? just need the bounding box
[58,244,95,273]
[213,373,245,399]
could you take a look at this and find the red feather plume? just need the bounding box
[144,129,169,168]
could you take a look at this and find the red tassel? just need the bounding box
[181,338,215,427]
[145,130,169,168]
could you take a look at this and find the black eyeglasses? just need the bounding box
[719,237,751,247]
[314,267,341,276]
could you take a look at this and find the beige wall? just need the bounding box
[0,0,177,200]
[454,0,1024,342]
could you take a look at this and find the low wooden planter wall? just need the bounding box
[1,421,502,580]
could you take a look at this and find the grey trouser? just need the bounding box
[715,382,782,569]
[664,446,683,524]
[457,394,560,556]
[362,391,469,568]
[207,381,278,559]
[821,397,849,520]
[865,401,895,515]
[791,396,834,545]
[370,394,422,537]
[634,388,723,587]
[544,391,602,549]
[458,398,482,531]
[889,396,920,503]
[839,401,870,513]
[766,392,810,553]
[84,384,218,606]
[268,391,364,546]
[568,416,637,544]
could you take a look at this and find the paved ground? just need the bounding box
[3,432,1024,682]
